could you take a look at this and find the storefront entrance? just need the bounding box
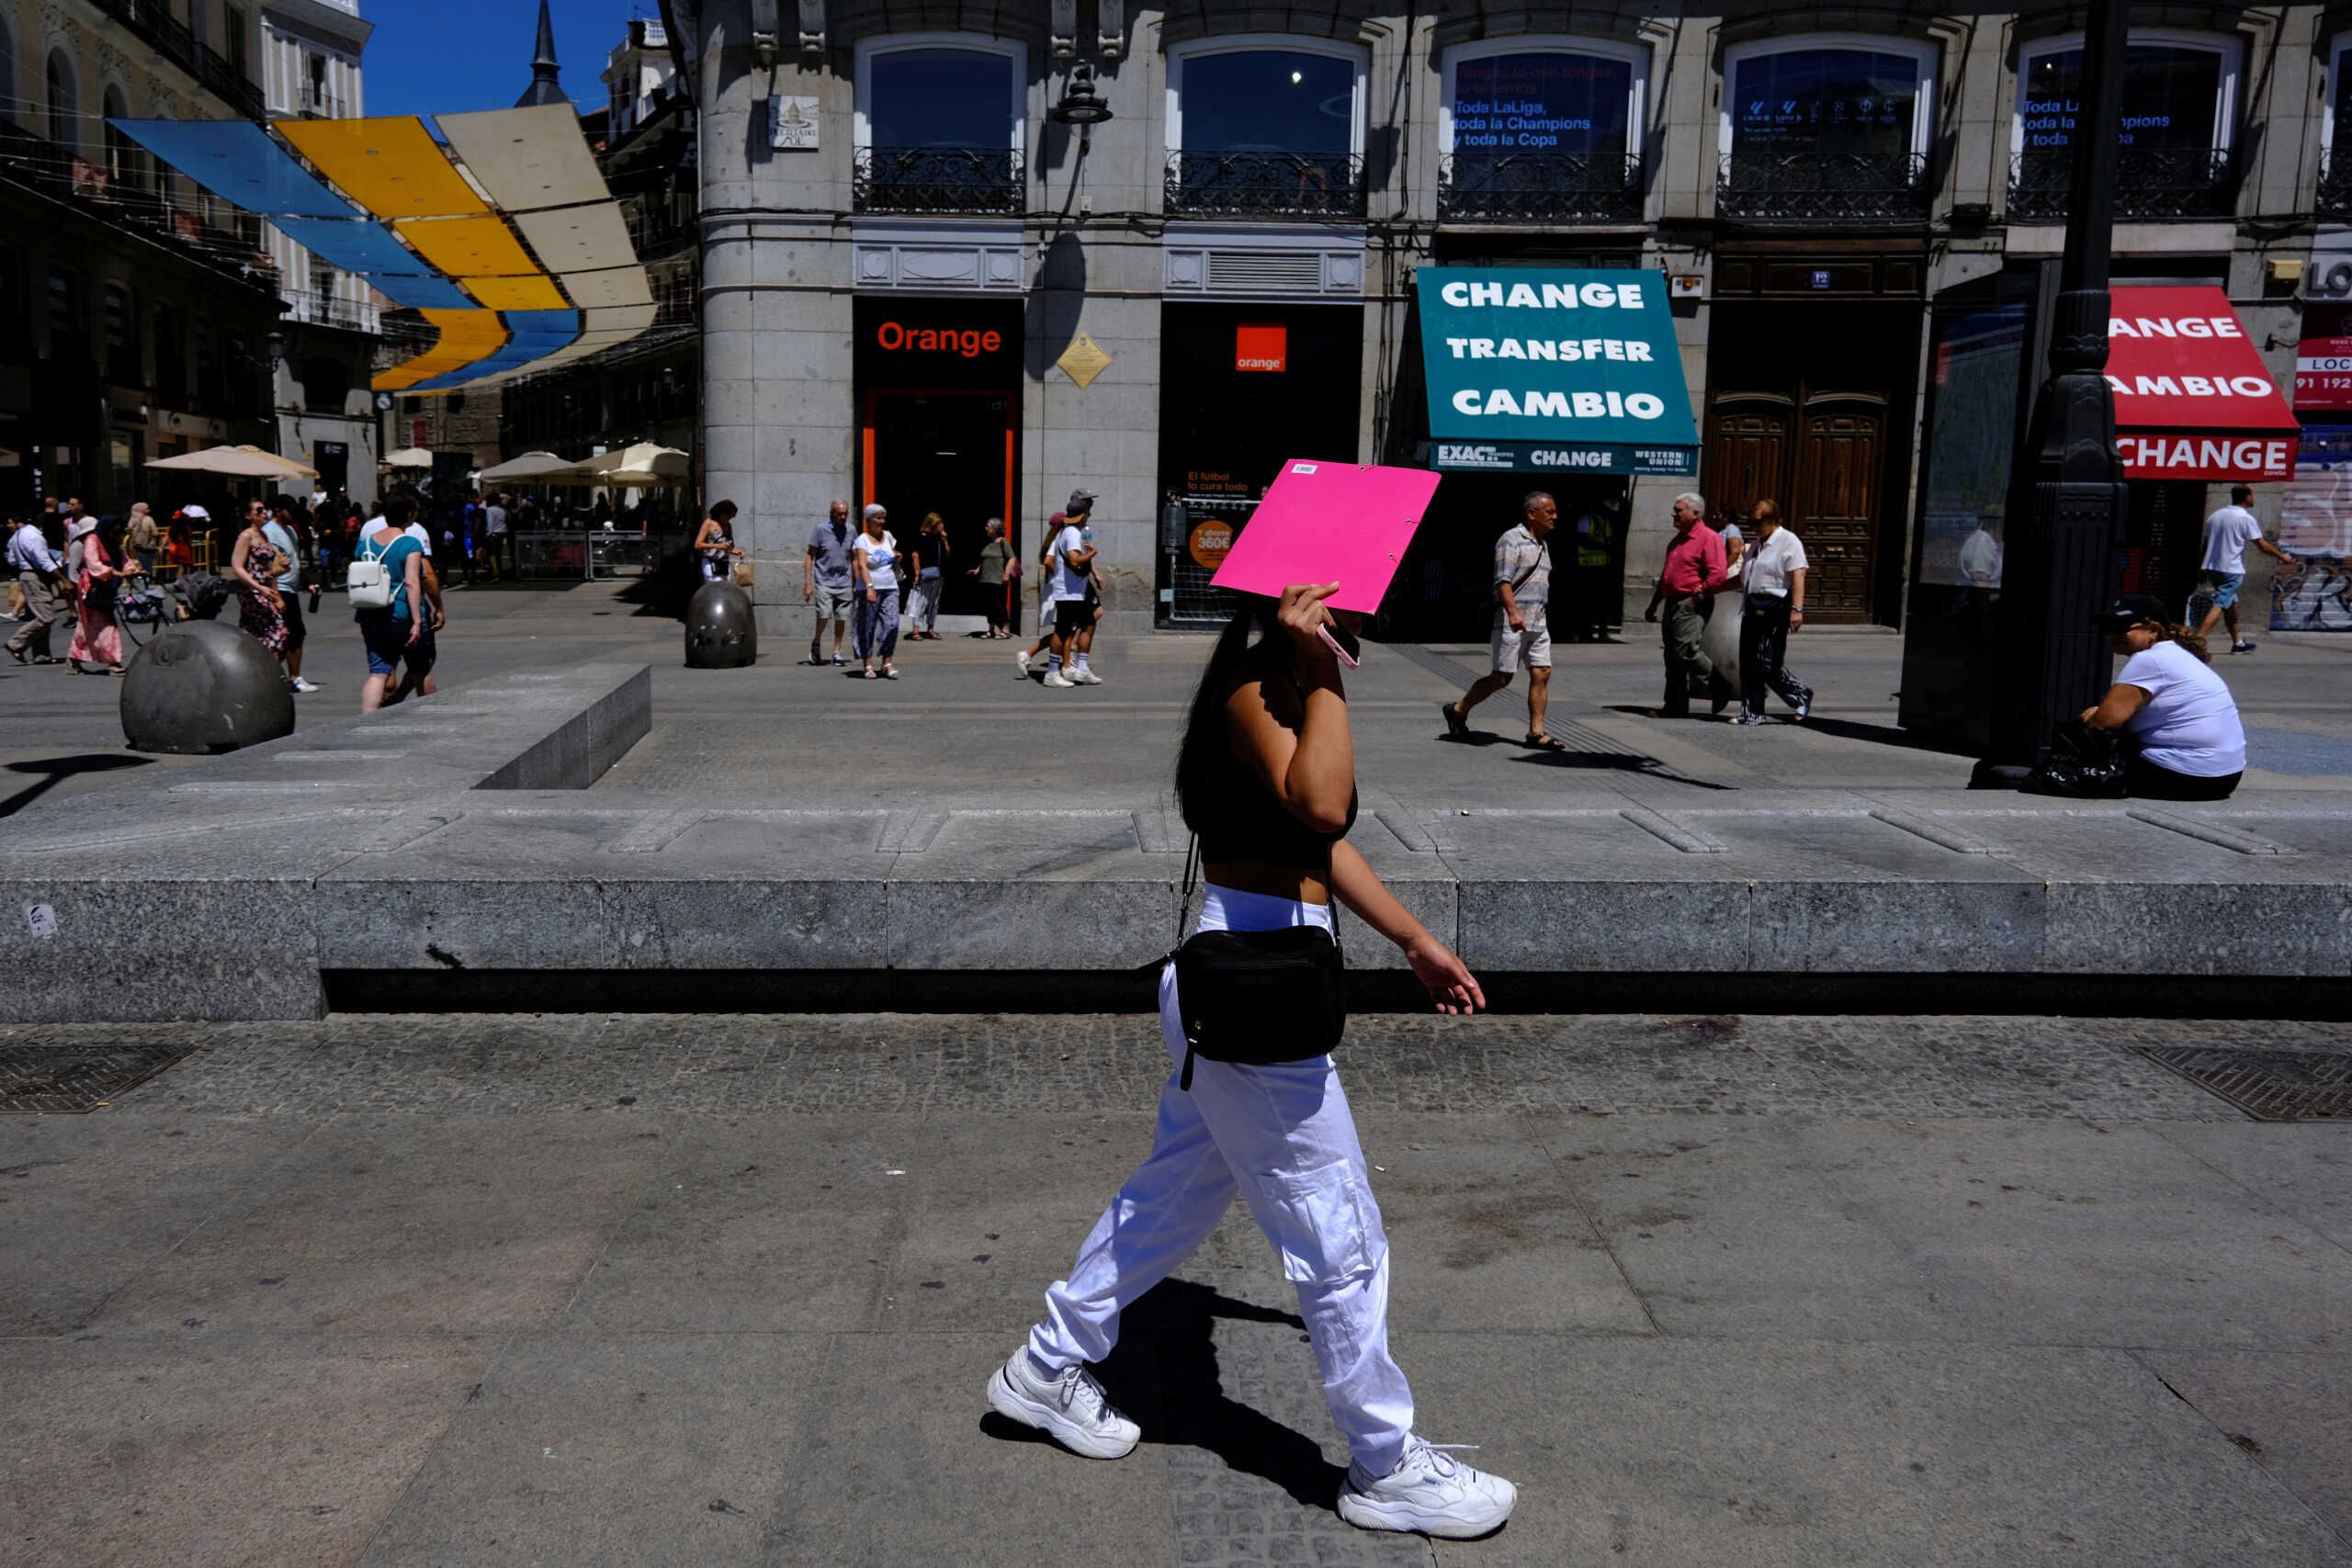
[854,297,1022,618]
[1704,273,1925,626]
[1156,302,1362,626]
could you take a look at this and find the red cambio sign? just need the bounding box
[2102,287,2298,481]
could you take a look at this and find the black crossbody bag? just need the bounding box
[1167,837,1348,1091]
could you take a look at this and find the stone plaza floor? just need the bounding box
[3,1010,2349,1567]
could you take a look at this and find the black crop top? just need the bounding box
[1196,751,1357,869]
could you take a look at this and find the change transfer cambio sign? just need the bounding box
[1417,267,1699,475]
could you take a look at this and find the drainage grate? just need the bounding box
[2137,1047,2352,1122]
[0,1043,199,1113]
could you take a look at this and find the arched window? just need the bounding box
[1165,36,1368,218]
[1439,39,1647,221]
[853,35,1025,214]
[45,49,80,152]
[103,84,141,191]
[2009,31,2240,220]
[1718,36,1939,220]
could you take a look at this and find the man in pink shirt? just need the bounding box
[1643,491,1731,717]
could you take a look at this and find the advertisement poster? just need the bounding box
[2274,424,2352,632]
[1452,53,1633,156]
[1731,49,1916,154]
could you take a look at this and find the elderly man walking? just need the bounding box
[805,498,854,667]
[1643,491,1731,718]
[1442,490,1562,747]
[6,513,67,665]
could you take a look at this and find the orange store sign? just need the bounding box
[1236,322,1287,373]
[876,321,1004,358]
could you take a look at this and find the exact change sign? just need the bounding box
[1418,267,1698,476]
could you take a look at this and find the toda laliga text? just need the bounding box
[1438,277,1670,423]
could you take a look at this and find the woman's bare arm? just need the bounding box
[2081,682,2152,729]
[1329,841,1485,1014]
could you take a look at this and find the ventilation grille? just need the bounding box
[1204,250,1324,294]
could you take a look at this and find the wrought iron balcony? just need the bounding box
[854,145,1024,216]
[1164,150,1366,220]
[1715,152,1931,223]
[1437,152,1644,224]
[2006,148,2236,222]
[0,117,278,289]
[2317,149,2352,220]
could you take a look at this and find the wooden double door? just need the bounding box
[1705,389,1888,623]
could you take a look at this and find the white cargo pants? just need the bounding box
[1026,889,1415,1475]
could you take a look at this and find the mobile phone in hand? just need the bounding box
[1317,619,1361,668]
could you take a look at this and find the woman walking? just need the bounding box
[65,515,132,674]
[851,503,901,679]
[970,516,1013,637]
[988,582,1518,1540]
[695,499,744,583]
[228,497,288,663]
[906,512,949,638]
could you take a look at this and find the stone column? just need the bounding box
[694,2,858,640]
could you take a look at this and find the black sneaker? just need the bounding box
[2230,640,2256,655]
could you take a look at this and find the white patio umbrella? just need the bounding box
[586,443,692,486]
[147,446,315,479]
[382,446,435,468]
[478,450,594,483]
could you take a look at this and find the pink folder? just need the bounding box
[1209,460,1442,614]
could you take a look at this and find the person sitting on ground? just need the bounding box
[1443,491,1560,748]
[2082,594,2245,801]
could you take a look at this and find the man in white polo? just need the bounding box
[2195,484,2292,655]
[1442,491,1560,747]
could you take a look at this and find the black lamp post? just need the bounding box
[1977,0,2131,782]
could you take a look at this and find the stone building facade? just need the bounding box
[673,1,2333,637]
[0,0,282,513]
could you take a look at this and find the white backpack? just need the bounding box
[347,530,395,610]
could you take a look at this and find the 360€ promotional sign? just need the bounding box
[1417,266,1699,476]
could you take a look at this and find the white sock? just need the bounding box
[1046,654,1062,673]
[1074,653,1091,672]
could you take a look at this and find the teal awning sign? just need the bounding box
[1418,267,1700,476]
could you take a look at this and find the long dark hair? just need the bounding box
[1174,597,1289,835]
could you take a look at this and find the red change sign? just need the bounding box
[2103,287,2298,482]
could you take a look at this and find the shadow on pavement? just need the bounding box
[981,1278,1340,1508]
[2,753,152,818]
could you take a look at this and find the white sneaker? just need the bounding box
[1041,671,1076,689]
[1338,1438,1516,1540]
[1069,667,1102,685]
[986,1351,1139,1460]
[290,677,322,694]
[1014,649,1032,678]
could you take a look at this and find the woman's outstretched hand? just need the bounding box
[1276,581,1341,658]
[1404,937,1485,1015]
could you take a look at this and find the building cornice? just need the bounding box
[262,0,374,51]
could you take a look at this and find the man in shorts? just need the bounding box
[805,498,854,666]
[2195,484,2293,655]
[263,495,319,693]
[1442,491,1559,746]
[1040,492,1099,689]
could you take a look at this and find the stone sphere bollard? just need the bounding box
[120,619,296,754]
[685,581,758,668]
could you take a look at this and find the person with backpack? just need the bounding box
[1440,491,1558,746]
[350,502,431,714]
[988,581,1517,1541]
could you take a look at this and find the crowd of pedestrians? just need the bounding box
[4,480,485,713]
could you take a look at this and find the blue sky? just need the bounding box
[363,0,654,121]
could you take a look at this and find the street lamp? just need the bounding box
[1049,61,1113,150]
[1976,0,2131,784]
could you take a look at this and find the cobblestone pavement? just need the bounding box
[3,1011,2325,1121]
[5,1015,2348,1568]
